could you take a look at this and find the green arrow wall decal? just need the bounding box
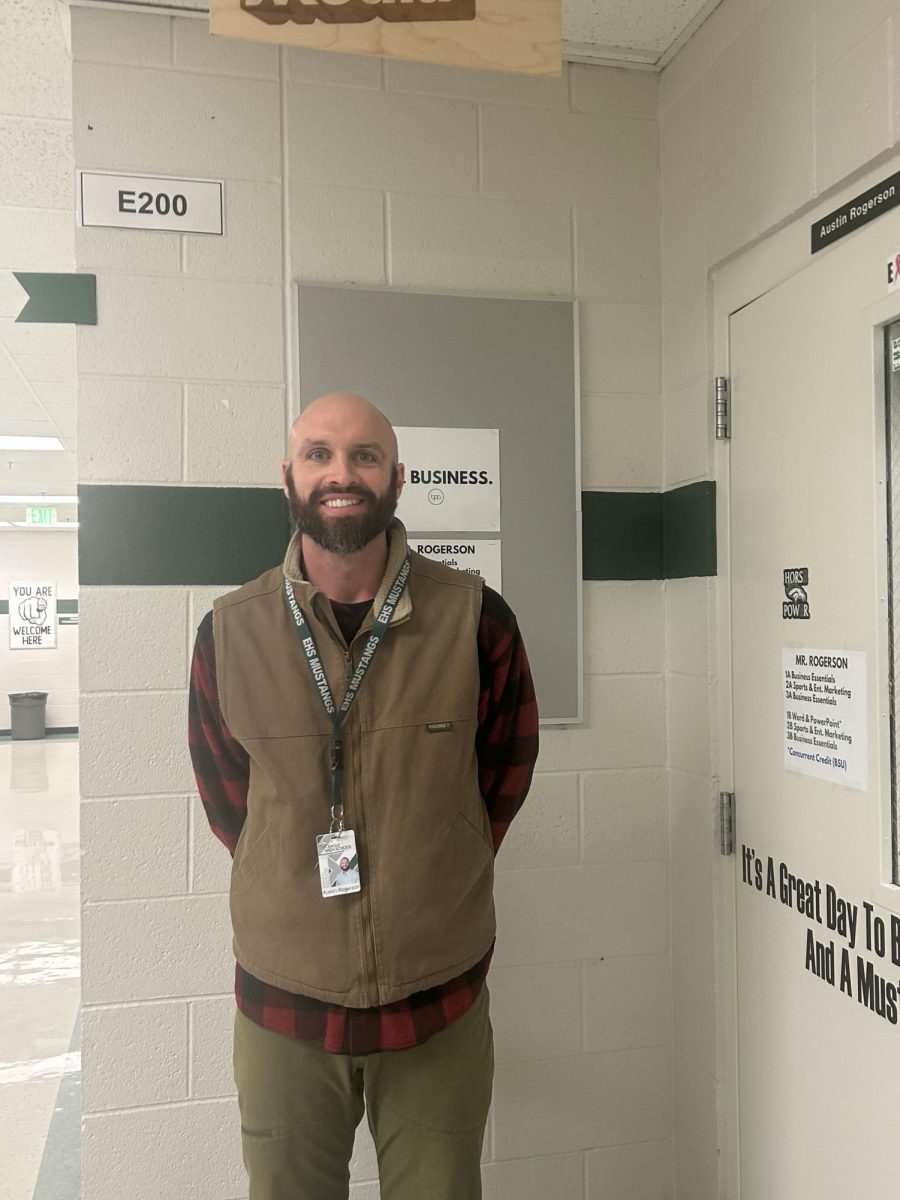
[14,272,97,324]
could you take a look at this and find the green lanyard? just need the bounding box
[283,557,411,831]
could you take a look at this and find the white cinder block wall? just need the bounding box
[660,0,900,1196]
[73,12,671,1199]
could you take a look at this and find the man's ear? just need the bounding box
[396,463,405,499]
[281,461,290,498]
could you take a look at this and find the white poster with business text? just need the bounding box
[408,539,502,593]
[9,582,57,650]
[396,427,499,532]
[783,648,867,790]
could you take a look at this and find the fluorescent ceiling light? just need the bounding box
[0,435,65,451]
[0,495,78,503]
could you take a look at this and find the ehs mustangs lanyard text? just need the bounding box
[283,556,411,833]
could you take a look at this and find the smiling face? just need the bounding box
[283,393,404,556]
[339,857,351,872]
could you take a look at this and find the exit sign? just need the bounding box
[27,506,57,525]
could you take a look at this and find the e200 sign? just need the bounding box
[78,171,224,235]
[118,188,188,217]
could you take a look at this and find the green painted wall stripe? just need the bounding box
[582,491,662,580]
[77,482,716,586]
[14,272,97,325]
[581,482,716,580]
[0,599,78,615]
[78,485,292,586]
[663,481,717,579]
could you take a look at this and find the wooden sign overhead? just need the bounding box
[209,0,561,75]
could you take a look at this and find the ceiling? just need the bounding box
[79,0,726,68]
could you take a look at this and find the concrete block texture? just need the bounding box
[488,961,582,1064]
[701,0,814,169]
[580,392,663,491]
[673,1136,719,1200]
[494,862,668,966]
[0,118,72,209]
[75,224,182,276]
[189,996,236,1099]
[74,63,281,180]
[81,893,233,1003]
[287,83,478,195]
[81,1002,188,1112]
[82,1098,244,1198]
[669,770,717,880]
[173,16,278,77]
[290,184,385,286]
[538,675,665,773]
[184,383,285,485]
[575,202,660,303]
[584,955,671,1052]
[570,64,658,120]
[0,207,74,272]
[586,1138,673,1199]
[80,690,196,797]
[81,796,190,901]
[481,107,657,206]
[581,769,668,864]
[80,588,189,691]
[660,183,705,299]
[754,88,815,236]
[672,954,717,1078]
[77,377,183,483]
[815,0,892,73]
[672,1051,718,1180]
[495,772,579,870]
[72,7,172,69]
[662,285,706,394]
[492,1046,670,1158]
[184,180,282,282]
[670,865,715,979]
[385,59,570,107]
[667,673,712,779]
[388,193,572,295]
[579,300,661,395]
[583,582,665,676]
[287,46,384,89]
[482,1152,585,1199]
[814,22,893,194]
[0,0,71,119]
[663,377,709,489]
[665,577,713,677]
[77,275,283,382]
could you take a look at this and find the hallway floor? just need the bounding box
[0,736,80,1200]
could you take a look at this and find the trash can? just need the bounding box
[8,692,48,741]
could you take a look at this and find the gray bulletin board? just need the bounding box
[295,285,582,725]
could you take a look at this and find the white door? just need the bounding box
[730,212,900,1198]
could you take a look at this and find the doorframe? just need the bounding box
[709,149,900,1200]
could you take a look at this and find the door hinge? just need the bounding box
[715,376,730,440]
[719,791,735,856]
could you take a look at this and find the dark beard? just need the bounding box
[286,466,399,556]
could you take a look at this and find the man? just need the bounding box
[189,392,538,1200]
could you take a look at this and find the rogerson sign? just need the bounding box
[811,170,900,253]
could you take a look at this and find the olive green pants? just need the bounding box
[233,986,493,1200]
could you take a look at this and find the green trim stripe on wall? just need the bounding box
[77,482,716,586]
[0,599,78,615]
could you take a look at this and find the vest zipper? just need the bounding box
[343,645,380,1008]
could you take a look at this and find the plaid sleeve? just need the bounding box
[476,586,539,853]
[188,610,250,856]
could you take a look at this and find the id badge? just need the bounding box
[316,829,361,898]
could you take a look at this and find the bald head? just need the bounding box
[288,393,398,464]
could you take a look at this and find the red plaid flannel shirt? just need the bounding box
[189,583,538,1055]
